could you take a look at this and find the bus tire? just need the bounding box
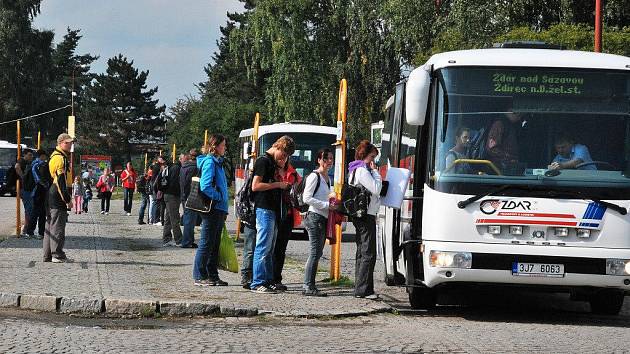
[589,289,624,315]
[408,287,436,310]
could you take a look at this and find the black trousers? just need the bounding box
[273,216,293,283]
[352,214,376,297]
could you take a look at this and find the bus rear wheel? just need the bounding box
[408,287,436,310]
[589,289,624,315]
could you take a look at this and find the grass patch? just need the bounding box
[321,275,354,287]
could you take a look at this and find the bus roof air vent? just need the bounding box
[492,41,565,50]
[287,120,314,125]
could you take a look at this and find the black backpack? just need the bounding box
[22,164,36,192]
[235,168,256,227]
[338,169,371,218]
[290,172,323,213]
[36,161,52,188]
[157,167,169,192]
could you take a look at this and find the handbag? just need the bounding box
[185,159,218,213]
[338,169,371,218]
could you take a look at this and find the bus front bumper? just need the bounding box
[422,240,630,292]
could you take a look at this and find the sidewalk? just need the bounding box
[0,199,393,317]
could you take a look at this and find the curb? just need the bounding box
[0,291,392,318]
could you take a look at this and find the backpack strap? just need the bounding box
[312,172,322,196]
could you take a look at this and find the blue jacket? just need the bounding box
[197,154,229,213]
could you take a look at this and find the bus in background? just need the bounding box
[379,42,630,314]
[0,140,24,197]
[235,121,339,231]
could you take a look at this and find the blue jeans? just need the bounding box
[181,204,198,247]
[303,212,327,291]
[240,224,256,283]
[21,190,34,222]
[138,194,149,222]
[250,208,277,289]
[193,209,226,281]
[149,195,158,223]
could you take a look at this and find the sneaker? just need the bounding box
[175,243,182,247]
[251,285,277,294]
[270,282,288,291]
[126,213,131,216]
[210,279,228,286]
[51,257,73,263]
[100,211,105,215]
[242,282,251,290]
[162,241,176,247]
[20,233,32,239]
[194,279,213,287]
[138,221,146,225]
[355,293,380,300]
[303,289,327,297]
[105,212,109,215]
[155,222,162,226]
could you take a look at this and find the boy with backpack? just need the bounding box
[249,135,295,294]
[25,149,49,239]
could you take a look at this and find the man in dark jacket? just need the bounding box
[162,156,182,247]
[179,149,199,248]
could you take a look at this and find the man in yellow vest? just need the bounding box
[43,133,74,263]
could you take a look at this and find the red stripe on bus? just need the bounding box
[476,219,577,226]
[496,212,576,219]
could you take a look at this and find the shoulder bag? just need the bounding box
[185,159,218,213]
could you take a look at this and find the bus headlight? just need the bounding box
[487,225,501,235]
[554,227,569,237]
[429,251,472,269]
[576,229,591,238]
[509,226,523,235]
[606,259,630,276]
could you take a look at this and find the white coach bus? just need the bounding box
[379,42,630,314]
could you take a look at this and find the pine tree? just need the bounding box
[81,55,166,162]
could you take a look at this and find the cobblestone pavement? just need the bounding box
[1,306,630,353]
[0,197,394,316]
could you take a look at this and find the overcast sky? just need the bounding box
[33,0,245,110]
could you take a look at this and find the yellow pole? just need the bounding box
[204,129,208,147]
[172,143,176,163]
[37,131,41,150]
[331,79,347,281]
[144,153,148,173]
[16,121,22,238]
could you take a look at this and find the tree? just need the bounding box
[81,55,166,162]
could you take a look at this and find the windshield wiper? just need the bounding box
[457,185,522,209]
[548,190,627,215]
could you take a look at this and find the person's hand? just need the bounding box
[275,181,291,190]
[67,200,73,209]
[328,192,337,199]
[548,162,561,170]
[369,161,377,170]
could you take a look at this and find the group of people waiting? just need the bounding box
[190,133,384,299]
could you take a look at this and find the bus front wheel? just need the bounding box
[589,289,624,315]
[408,287,436,310]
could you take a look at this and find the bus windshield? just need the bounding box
[433,66,630,199]
[259,132,337,178]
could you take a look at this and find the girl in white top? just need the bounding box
[302,147,336,296]
[348,140,382,299]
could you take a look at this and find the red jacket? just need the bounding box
[277,163,302,227]
[120,169,137,189]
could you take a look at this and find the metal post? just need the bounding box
[37,131,41,150]
[594,0,602,52]
[172,143,176,163]
[144,153,148,173]
[331,79,347,281]
[204,129,208,147]
[16,121,22,237]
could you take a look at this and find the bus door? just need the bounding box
[381,83,407,285]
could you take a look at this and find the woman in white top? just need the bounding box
[348,140,382,299]
[302,147,336,296]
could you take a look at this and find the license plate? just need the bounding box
[512,262,565,277]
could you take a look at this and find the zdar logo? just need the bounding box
[480,199,532,215]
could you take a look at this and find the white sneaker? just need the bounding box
[100,211,105,215]
[155,222,162,226]
[105,212,109,215]
[126,213,131,216]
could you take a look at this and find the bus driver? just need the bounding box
[548,135,596,171]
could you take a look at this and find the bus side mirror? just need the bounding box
[405,68,431,126]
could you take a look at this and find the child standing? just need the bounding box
[82,178,92,213]
[72,176,84,214]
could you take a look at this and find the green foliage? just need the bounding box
[81,55,166,163]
